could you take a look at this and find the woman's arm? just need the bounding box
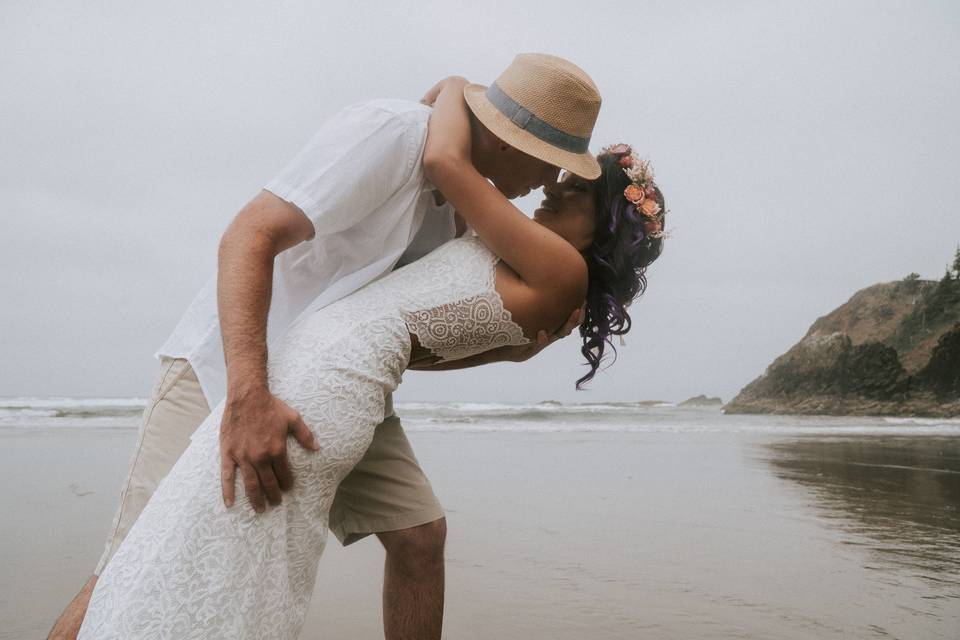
[422,79,587,309]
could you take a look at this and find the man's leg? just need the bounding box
[47,358,209,640]
[378,518,446,640]
[329,399,446,640]
[46,577,98,640]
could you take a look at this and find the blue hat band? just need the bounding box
[485,83,591,154]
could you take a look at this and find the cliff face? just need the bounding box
[725,275,960,417]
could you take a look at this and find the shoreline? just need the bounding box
[724,395,960,419]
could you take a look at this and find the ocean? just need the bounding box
[2,398,958,638]
[4,396,960,435]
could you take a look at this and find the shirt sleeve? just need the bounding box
[263,102,420,238]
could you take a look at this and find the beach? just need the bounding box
[2,400,958,639]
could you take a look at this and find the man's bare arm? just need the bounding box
[217,191,320,513]
[408,343,530,371]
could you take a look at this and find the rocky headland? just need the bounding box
[679,395,724,407]
[725,260,960,418]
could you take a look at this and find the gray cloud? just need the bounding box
[2,0,958,403]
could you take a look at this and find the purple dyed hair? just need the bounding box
[577,150,666,388]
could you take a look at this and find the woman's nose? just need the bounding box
[542,175,562,196]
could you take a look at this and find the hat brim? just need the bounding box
[463,83,601,180]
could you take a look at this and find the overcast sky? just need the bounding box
[2,0,958,404]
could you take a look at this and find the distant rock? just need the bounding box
[726,269,960,418]
[679,394,723,407]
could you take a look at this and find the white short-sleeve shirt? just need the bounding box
[157,99,456,406]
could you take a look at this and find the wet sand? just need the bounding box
[2,424,958,639]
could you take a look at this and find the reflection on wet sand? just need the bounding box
[764,436,960,594]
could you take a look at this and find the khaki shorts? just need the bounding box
[94,357,443,575]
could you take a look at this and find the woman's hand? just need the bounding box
[419,75,469,107]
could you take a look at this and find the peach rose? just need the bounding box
[641,198,661,217]
[624,184,645,204]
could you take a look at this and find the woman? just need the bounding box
[78,78,666,639]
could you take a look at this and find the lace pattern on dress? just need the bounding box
[401,234,529,362]
[403,290,529,362]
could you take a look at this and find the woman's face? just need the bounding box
[533,171,597,251]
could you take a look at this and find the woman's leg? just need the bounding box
[78,403,325,638]
[80,314,408,638]
[79,388,386,639]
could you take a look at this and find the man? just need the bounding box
[50,52,601,640]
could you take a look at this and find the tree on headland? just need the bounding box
[893,244,960,347]
[899,272,922,295]
[926,263,960,328]
[933,266,959,300]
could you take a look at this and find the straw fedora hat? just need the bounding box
[464,53,602,179]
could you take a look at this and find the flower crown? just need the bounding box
[603,143,666,240]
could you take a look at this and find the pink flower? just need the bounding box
[624,184,645,204]
[640,198,661,217]
[608,143,631,155]
[618,155,634,168]
[642,218,662,234]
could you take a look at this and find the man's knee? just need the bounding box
[378,518,446,570]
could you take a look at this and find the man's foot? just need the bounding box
[47,575,97,640]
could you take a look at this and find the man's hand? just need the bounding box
[216,192,318,513]
[506,304,584,363]
[219,388,320,513]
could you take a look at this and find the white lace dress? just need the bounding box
[78,236,529,640]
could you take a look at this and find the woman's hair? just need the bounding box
[577,150,666,388]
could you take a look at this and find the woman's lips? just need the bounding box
[537,199,558,213]
[533,204,556,219]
